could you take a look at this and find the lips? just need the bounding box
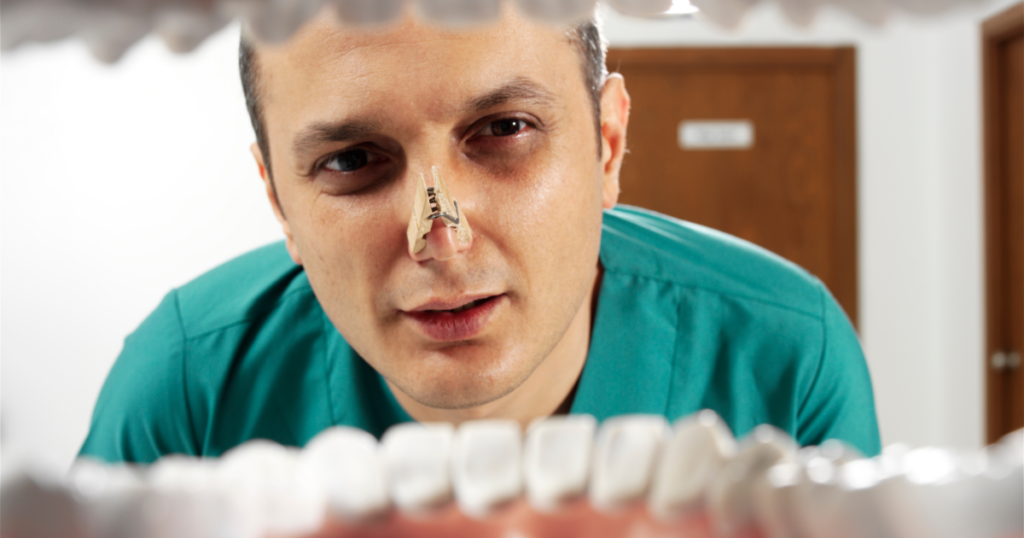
[403,295,504,342]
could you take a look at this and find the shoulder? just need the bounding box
[600,205,824,318]
[173,241,313,338]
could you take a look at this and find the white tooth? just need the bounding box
[648,410,737,521]
[417,0,501,26]
[997,428,1023,467]
[1,3,83,50]
[523,415,596,512]
[706,425,796,536]
[689,0,759,30]
[66,459,153,538]
[227,0,324,44]
[870,447,962,538]
[775,0,821,27]
[606,0,674,17]
[750,461,803,538]
[382,422,455,514]
[330,0,406,25]
[155,8,230,54]
[832,458,891,538]
[451,420,522,518]
[301,427,389,521]
[786,440,864,538]
[66,458,146,500]
[588,415,668,512]
[969,442,1024,538]
[214,440,326,538]
[790,456,846,538]
[514,0,597,23]
[147,456,227,538]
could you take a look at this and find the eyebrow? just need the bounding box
[291,77,559,157]
[292,119,383,157]
[463,77,559,115]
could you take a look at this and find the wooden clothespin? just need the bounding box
[407,166,472,255]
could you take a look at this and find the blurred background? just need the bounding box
[1,0,1022,472]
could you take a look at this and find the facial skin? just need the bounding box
[250,8,630,427]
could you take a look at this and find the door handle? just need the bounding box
[991,350,1021,371]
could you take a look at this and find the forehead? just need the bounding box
[255,11,584,133]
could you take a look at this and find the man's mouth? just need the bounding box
[403,295,505,342]
[428,298,489,314]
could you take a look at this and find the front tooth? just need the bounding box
[523,415,596,512]
[451,420,522,518]
[302,427,389,522]
[750,462,803,538]
[588,415,668,512]
[382,423,454,514]
[648,410,737,520]
[155,8,230,54]
[147,456,227,538]
[788,440,864,538]
[214,440,326,538]
[707,425,796,536]
[331,0,406,25]
[606,0,674,17]
[66,459,153,538]
[417,0,501,26]
[513,0,597,23]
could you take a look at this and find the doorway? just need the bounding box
[983,3,1024,444]
[607,47,859,324]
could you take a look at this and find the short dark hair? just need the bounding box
[239,17,607,187]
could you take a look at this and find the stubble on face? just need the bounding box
[255,8,610,416]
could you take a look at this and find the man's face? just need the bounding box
[254,10,622,411]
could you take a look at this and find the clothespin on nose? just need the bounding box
[407,166,472,255]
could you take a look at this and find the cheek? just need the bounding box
[286,186,408,309]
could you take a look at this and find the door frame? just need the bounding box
[982,2,1024,444]
[605,48,859,325]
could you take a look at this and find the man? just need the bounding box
[80,5,879,465]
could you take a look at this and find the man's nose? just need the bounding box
[411,216,471,262]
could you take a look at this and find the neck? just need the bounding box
[388,264,603,430]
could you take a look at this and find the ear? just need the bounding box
[251,142,303,266]
[599,73,630,210]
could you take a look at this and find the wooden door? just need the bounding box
[983,3,1024,443]
[607,48,858,324]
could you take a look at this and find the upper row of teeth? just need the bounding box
[15,411,1024,538]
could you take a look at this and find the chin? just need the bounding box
[394,357,531,411]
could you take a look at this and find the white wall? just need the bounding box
[1,1,1016,472]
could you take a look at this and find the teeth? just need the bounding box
[707,425,796,535]
[331,0,406,25]
[382,422,455,514]
[301,427,390,522]
[451,420,523,518]
[514,0,597,22]
[523,415,596,512]
[155,8,231,54]
[750,461,803,538]
[588,415,668,512]
[214,440,326,538]
[417,0,501,26]
[648,410,737,521]
[606,0,674,16]
[146,456,228,538]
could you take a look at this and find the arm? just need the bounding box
[796,282,882,457]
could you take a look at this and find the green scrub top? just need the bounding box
[79,206,880,463]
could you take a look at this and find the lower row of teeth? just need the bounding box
[7,411,1022,538]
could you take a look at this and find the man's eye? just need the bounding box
[483,118,527,137]
[325,149,370,172]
